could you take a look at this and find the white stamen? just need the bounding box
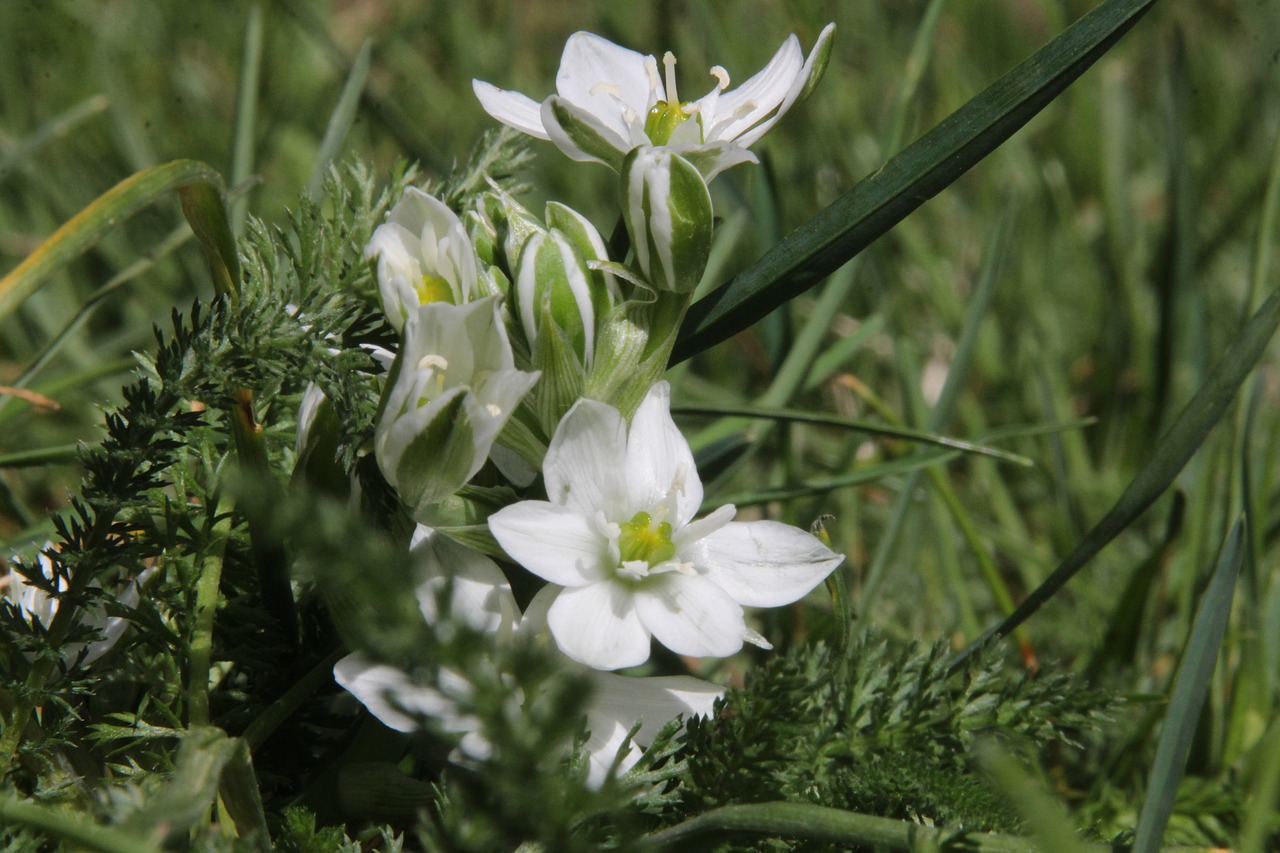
[618,560,650,582]
[417,354,449,372]
[485,403,502,417]
[643,55,662,95]
[709,65,730,91]
[663,51,679,103]
[589,81,623,99]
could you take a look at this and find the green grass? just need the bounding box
[1,0,1278,849]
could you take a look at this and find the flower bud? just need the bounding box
[480,189,544,279]
[621,146,712,293]
[374,297,540,515]
[365,188,478,334]
[514,229,597,366]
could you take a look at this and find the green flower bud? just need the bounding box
[621,146,712,293]
[514,229,596,366]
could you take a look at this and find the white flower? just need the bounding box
[334,529,518,761]
[472,25,835,180]
[365,187,480,334]
[334,527,721,786]
[3,547,148,667]
[487,382,844,671]
[374,296,540,513]
[517,585,722,786]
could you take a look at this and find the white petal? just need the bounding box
[691,520,844,607]
[489,501,611,586]
[581,714,638,788]
[515,583,561,647]
[634,574,746,659]
[555,32,654,140]
[672,503,736,552]
[704,35,803,144]
[587,672,722,749]
[334,654,465,734]
[412,531,520,636]
[547,581,651,669]
[544,397,628,516]
[623,381,703,525]
[472,80,551,140]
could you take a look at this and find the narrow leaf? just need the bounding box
[671,0,1160,363]
[306,38,372,197]
[952,287,1280,669]
[672,404,1031,465]
[1132,519,1245,853]
[0,160,238,324]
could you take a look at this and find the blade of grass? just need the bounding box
[0,94,108,182]
[671,0,1160,363]
[229,5,264,235]
[0,160,239,324]
[952,287,1280,670]
[673,403,1032,465]
[711,450,959,510]
[0,445,80,468]
[0,223,190,424]
[1132,518,1244,853]
[305,38,372,198]
[861,207,1011,609]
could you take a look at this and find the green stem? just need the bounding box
[229,389,299,644]
[0,795,163,853]
[241,646,344,752]
[188,516,231,728]
[640,802,1030,851]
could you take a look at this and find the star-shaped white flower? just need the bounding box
[334,527,721,787]
[473,25,835,181]
[365,187,480,334]
[487,382,844,670]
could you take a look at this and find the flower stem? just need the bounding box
[229,389,299,644]
[641,802,1040,851]
[188,514,231,728]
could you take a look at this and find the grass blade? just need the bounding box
[0,94,108,182]
[306,38,372,198]
[673,404,1031,466]
[671,0,1160,363]
[0,160,239,324]
[1132,519,1245,853]
[229,4,264,235]
[951,287,1280,670]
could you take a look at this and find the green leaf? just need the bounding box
[670,0,1161,363]
[306,38,372,198]
[951,287,1280,670]
[671,403,1031,466]
[1132,519,1245,853]
[0,160,239,324]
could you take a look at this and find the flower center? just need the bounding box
[644,52,700,145]
[617,511,676,566]
[414,354,450,405]
[416,273,454,305]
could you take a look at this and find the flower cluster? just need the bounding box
[327,25,840,786]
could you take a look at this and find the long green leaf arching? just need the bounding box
[0,159,240,325]
[669,0,1160,364]
[1132,520,1245,853]
[951,288,1280,671]
[672,403,1032,466]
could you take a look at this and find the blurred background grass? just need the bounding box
[1,0,1279,842]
